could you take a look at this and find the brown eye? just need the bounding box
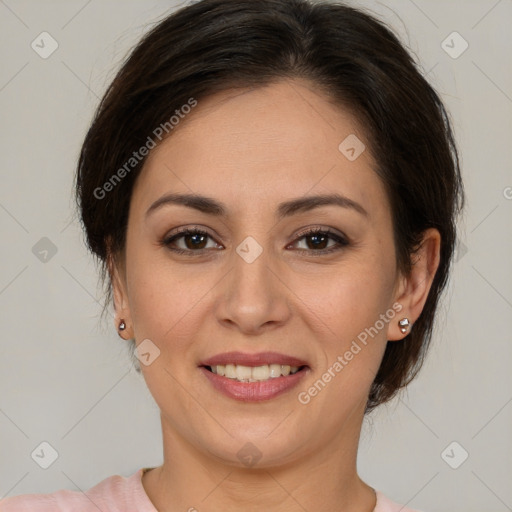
[291,228,348,255]
[163,228,221,254]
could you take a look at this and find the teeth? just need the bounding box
[269,364,281,378]
[225,364,236,379]
[252,365,270,380]
[209,364,301,382]
[235,365,252,381]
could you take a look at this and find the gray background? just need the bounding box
[0,1,511,511]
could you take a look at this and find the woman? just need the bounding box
[1,0,463,510]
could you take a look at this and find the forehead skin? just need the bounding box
[131,79,391,247]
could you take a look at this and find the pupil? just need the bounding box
[186,233,207,249]
[309,234,327,249]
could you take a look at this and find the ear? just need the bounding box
[107,248,134,339]
[388,228,441,341]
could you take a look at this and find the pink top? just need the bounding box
[0,468,423,511]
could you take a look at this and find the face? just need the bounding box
[112,79,422,468]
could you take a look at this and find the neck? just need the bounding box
[142,414,376,512]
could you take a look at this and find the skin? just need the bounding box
[110,79,441,512]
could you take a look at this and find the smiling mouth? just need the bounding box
[203,364,308,383]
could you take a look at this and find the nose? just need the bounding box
[214,238,292,336]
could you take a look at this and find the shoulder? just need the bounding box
[0,468,155,512]
[374,490,425,512]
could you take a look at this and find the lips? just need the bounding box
[199,351,310,402]
[199,351,309,368]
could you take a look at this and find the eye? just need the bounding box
[289,227,349,255]
[162,227,222,255]
[161,226,349,256]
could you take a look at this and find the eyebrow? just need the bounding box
[145,192,368,219]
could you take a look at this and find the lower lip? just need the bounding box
[199,366,308,402]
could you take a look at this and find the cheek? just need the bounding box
[295,279,392,416]
[123,244,205,349]
[297,249,396,382]
[307,257,394,335]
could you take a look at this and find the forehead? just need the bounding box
[132,79,388,220]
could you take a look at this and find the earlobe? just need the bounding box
[388,228,441,341]
[108,251,133,339]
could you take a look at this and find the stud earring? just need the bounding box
[398,318,410,334]
[118,320,126,331]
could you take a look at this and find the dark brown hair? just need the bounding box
[75,0,464,412]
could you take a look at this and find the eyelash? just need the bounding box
[161,226,349,257]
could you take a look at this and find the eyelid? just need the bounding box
[164,225,348,241]
[293,225,348,241]
[163,224,217,239]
